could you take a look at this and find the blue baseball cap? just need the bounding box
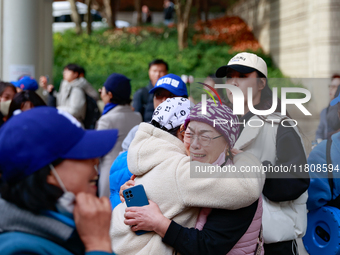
[11,76,39,91]
[104,73,131,101]
[0,107,118,183]
[149,74,188,96]
[330,93,340,106]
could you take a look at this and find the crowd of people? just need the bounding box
[0,51,339,255]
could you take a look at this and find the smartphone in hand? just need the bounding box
[123,184,150,235]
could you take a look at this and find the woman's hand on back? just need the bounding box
[119,175,136,203]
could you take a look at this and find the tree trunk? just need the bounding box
[103,0,116,28]
[196,0,201,22]
[135,0,142,25]
[68,0,82,34]
[175,0,193,51]
[203,0,208,22]
[85,0,92,35]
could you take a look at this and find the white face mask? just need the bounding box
[0,100,11,116]
[50,164,76,216]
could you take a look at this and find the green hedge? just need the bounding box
[53,27,286,94]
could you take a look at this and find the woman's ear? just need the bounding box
[46,170,58,186]
[225,144,230,155]
[180,124,185,132]
[258,78,266,91]
[108,91,113,100]
[179,124,186,139]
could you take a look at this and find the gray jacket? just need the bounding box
[0,198,74,244]
[57,79,87,124]
[96,105,142,197]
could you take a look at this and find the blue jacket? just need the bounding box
[109,125,139,208]
[0,198,114,255]
[0,232,110,255]
[307,132,340,211]
[315,107,328,140]
[109,151,133,208]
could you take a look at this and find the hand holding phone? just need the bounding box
[123,184,150,235]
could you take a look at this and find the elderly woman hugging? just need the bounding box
[110,98,265,255]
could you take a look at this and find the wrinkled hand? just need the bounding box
[124,200,171,238]
[231,148,243,156]
[73,193,112,253]
[119,175,136,203]
[47,84,54,93]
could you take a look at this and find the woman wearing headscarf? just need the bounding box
[215,52,309,255]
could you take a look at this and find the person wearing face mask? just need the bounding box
[109,74,189,208]
[215,52,309,255]
[0,81,16,103]
[110,98,265,255]
[0,81,17,125]
[0,107,117,255]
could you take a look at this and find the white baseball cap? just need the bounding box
[215,52,268,78]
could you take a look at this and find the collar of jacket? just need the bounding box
[0,198,74,242]
[102,103,118,115]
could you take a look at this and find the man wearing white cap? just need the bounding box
[216,52,309,255]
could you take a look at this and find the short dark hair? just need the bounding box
[64,63,80,74]
[255,71,282,113]
[7,91,46,119]
[78,66,86,77]
[108,93,132,105]
[148,59,169,71]
[152,89,189,99]
[332,74,340,80]
[0,81,16,97]
[0,159,64,214]
[150,119,180,137]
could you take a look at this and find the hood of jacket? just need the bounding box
[67,78,88,89]
[127,122,187,176]
[60,78,88,93]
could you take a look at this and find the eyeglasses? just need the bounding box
[184,132,223,147]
